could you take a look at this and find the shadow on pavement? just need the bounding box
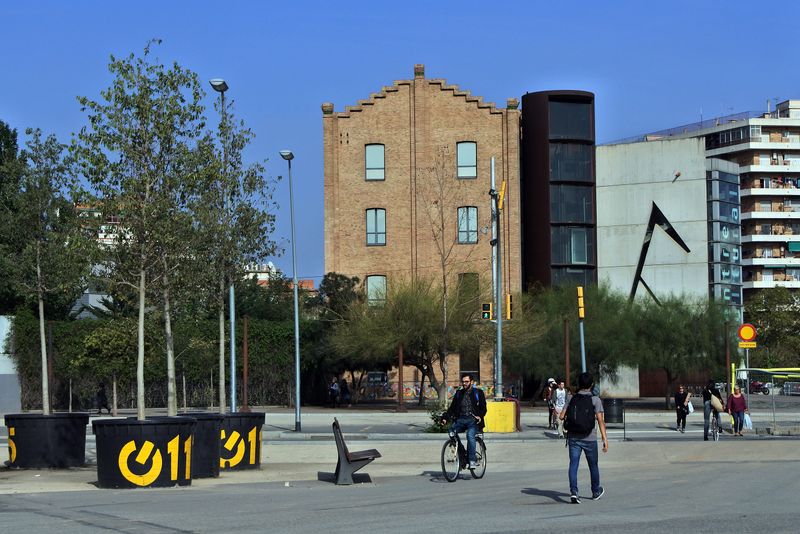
[521,487,571,504]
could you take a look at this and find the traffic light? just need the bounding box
[577,286,585,319]
[505,293,512,320]
[481,302,493,320]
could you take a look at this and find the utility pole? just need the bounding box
[490,157,506,399]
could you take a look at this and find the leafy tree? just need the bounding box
[73,41,208,419]
[195,91,278,413]
[0,120,25,314]
[8,128,91,414]
[745,287,800,368]
[235,277,293,321]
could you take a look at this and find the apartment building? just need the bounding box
[603,100,800,303]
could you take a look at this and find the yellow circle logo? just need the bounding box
[118,440,163,487]
[8,427,16,464]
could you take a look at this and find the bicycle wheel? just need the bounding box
[470,438,487,479]
[441,439,461,482]
[711,419,719,442]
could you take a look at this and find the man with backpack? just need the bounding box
[441,373,487,469]
[559,372,608,504]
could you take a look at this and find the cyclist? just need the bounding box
[702,379,723,441]
[441,374,487,469]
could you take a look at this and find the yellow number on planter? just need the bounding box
[8,427,16,464]
[166,435,192,481]
[118,440,163,487]
[248,426,258,466]
[220,429,245,468]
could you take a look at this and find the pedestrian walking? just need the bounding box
[339,377,351,407]
[543,378,556,429]
[328,377,340,408]
[553,379,568,437]
[674,384,690,433]
[702,380,723,440]
[727,386,748,436]
[560,372,608,504]
[96,383,111,415]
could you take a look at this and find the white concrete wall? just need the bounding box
[596,138,710,299]
[0,316,21,413]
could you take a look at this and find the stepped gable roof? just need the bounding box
[322,64,508,118]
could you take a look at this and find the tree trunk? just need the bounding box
[664,370,675,410]
[36,241,50,415]
[163,265,177,416]
[437,348,449,407]
[218,277,226,414]
[137,268,146,421]
[112,372,118,416]
[418,371,426,406]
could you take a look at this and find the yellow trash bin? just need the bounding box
[483,400,517,433]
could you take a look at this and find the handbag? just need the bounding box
[744,413,753,430]
[687,401,694,414]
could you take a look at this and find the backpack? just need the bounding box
[563,394,596,435]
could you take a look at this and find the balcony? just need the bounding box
[743,280,800,289]
[739,162,800,174]
[740,210,800,220]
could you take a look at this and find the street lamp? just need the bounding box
[210,77,237,413]
[280,150,302,432]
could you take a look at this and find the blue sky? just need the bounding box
[3,1,799,283]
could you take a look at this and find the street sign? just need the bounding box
[739,341,757,349]
[737,323,756,342]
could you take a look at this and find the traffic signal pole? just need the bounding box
[577,286,587,373]
[491,157,504,399]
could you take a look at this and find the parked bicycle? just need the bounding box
[440,429,486,482]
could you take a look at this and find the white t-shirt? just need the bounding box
[554,388,567,409]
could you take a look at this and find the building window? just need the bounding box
[759,200,772,212]
[549,143,593,182]
[457,142,477,179]
[365,144,385,180]
[457,206,478,244]
[366,275,387,306]
[571,228,588,264]
[550,184,594,223]
[365,208,386,246]
[549,100,592,140]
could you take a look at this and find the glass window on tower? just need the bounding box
[550,184,594,223]
[549,101,592,140]
[549,143,593,182]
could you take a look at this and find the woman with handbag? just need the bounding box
[674,384,691,433]
[727,386,749,436]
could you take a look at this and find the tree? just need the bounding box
[0,120,26,314]
[74,41,208,420]
[8,128,91,414]
[194,90,278,414]
[745,287,800,368]
[636,295,728,407]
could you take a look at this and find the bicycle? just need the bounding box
[710,411,720,442]
[441,429,486,482]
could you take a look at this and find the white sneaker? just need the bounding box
[469,461,480,469]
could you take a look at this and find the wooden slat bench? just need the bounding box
[333,418,381,485]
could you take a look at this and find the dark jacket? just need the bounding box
[444,386,487,429]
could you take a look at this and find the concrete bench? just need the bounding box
[333,418,381,485]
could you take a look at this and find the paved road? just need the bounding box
[2,440,798,533]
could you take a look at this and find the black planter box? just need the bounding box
[4,413,89,468]
[219,412,265,471]
[93,416,196,488]
[183,412,224,479]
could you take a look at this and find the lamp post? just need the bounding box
[281,149,302,432]
[210,78,237,413]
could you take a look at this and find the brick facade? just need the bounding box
[322,65,522,391]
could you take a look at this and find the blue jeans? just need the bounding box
[568,438,600,496]
[451,417,478,463]
[732,411,745,433]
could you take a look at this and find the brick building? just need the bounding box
[322,64,522,392]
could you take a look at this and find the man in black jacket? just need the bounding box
[441,374,487,468]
